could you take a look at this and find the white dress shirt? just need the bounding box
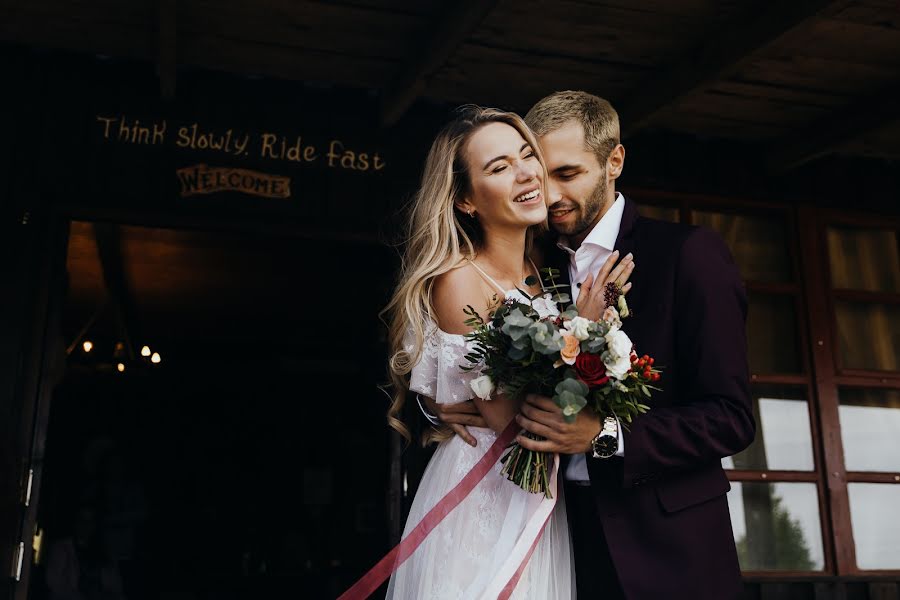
[558,193,626,482]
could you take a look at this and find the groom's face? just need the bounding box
[538,121,607,238]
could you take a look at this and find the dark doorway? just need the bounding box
[25,221,394,599]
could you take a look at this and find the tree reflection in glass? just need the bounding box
[728,482,824,571]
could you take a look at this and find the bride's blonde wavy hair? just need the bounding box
[382,105,548,445]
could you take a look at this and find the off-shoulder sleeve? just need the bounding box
[406,325,483,405]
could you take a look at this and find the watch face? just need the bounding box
[594,434,618,457]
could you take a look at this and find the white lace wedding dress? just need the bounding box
[386,297,575,599]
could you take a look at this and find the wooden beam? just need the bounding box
[92,224,139,361]
[380,0,499,127]
[767,81,900,172]
[619,0,840,136]
[157,0,177,100]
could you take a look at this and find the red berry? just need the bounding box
[649,358,655,365]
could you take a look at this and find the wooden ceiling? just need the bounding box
[2,0,899,168]
[63,221,393,349]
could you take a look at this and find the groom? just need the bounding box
[423,91,754,599]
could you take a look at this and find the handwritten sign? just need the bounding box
[95,115,387,172]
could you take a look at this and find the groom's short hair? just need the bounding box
[525,91,620,163]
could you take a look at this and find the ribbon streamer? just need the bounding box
[337,421,521,600]
[485,453,559,600]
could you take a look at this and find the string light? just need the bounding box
[151,352,161,364]
[117,363,125,373]
[141,345,151,357]
[82,341,93,353]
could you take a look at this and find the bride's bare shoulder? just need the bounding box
[432,262,490,334]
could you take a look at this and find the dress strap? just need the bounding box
[467,259,508,295]
[527,258,546,291]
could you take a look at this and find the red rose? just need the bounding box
[574,352,609,387]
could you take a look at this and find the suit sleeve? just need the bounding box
[621,227,755,488]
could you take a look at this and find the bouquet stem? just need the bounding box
[500,431,553,499]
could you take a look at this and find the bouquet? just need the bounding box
[462,268,661,498]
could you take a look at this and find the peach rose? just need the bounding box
[560,334,581,365]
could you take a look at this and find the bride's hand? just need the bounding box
[422,397,487,447]
[575,251,634,321]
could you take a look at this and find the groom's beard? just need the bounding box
[551,173,607,238]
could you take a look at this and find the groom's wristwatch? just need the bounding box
[591,416,619,459]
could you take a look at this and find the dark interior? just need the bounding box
[29,221,395,599]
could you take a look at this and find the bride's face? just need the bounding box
[458,122,547,231]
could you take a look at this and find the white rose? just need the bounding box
[470,375,495,400]
[564,316,592,341]
[605,329,633,359]
[530,293,560,319]
[605,354,633,380]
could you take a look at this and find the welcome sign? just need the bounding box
[175,164,292,198]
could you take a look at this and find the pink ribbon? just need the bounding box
[337,421,520,600]
[484,453,559,600]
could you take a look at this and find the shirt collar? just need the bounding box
[557,192,625,255]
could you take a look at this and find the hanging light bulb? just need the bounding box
[151,352,161,364]
[141,345,151,357]
[82,341,93,353]
[117,363,125,373]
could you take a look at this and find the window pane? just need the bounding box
[723,386,814,471]
[727,482,824,571]
[847,483,900,569]
[693,211,792,282]
[747,294,800,374]
[828,226,900,293]
[835,301,900,372]
[839,388,900,472]
[638,204,679,222]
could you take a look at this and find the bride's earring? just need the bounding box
[468,209,475,218]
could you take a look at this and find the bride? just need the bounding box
[382,106,579,598]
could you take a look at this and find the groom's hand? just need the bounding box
[515,393,601,454]
[421,397,487,447]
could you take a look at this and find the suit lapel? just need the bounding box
[613,196,643,311]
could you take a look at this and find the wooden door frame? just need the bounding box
[1,213,69,600]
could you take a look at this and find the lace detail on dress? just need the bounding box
[405,322,484,405]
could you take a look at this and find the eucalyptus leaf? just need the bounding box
[508,346,529,361]
[555,376,589,397]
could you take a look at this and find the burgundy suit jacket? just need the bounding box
[552,197,755,599]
